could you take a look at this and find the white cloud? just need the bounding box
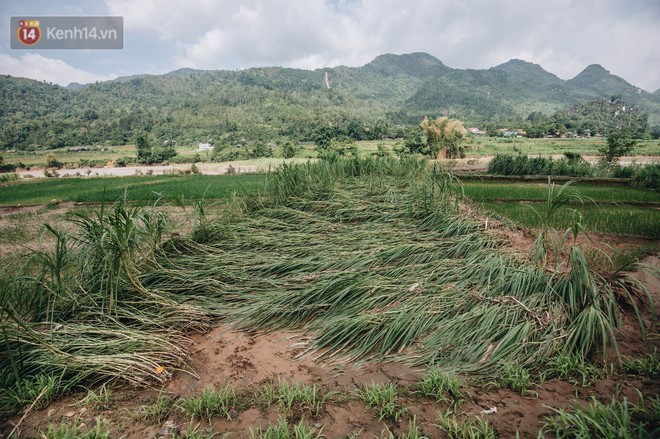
[170,0,354,69]
[0,53,116,86]
[65,0,660,90]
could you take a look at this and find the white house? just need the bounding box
[198,142,213,151]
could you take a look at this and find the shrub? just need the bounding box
[487,154,593,177]
[0,172,18,183]
[630,163,659,190]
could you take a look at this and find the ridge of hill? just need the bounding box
[1,53,658,149]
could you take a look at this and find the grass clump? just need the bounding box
[171,422,217,439]
[40,417,111,439]
[417,368,464,404]
[379,416,429,438]
[621,351,660,380]
[178,385,238,423]
[539,393,660,438]
[78,384,112,411]
[256,380,327,418]
[544,353,605,387]
[136,392,175,424]
[0,200,208,416]
[1,374,66,415]
[356,382,408,422]
[486,364,536,396]
[249,418,324,439]
[435,412,496,439]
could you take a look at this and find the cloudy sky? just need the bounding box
[1,0,659,91]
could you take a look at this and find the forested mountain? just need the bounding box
[1,53,658,150]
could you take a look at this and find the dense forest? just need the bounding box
[1,53,658,150]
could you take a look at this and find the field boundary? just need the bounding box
[473,198,660,207]
[456,174,632,185]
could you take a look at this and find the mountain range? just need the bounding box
[1,52,658,150]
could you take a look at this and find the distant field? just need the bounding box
[480,202,659,238]
[2,168,658,237]
[464,182,660,238]
[463,181,660,204]
[466,137,660,157]
[4,137,658,169]
[0,174,267,205]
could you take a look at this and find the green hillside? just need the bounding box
[1,53,659,150]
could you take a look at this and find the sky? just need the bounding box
[1,0,659,91]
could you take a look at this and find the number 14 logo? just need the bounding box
[18,20,41,46]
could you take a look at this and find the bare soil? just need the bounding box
[3,314,658,438]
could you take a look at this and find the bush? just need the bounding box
[599,131,636,165]
[630,163,660,191]
[46,154,63,169]
[114,156,134,167]
[487,154,593,177]
[281,141,297,159]
[0,172,18,183]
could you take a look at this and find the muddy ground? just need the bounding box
[3,316,658,438]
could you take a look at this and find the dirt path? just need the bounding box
[16,163,266,179]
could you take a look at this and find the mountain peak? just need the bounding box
[492,59,553,74]
[582,64,608,73]
[496,58,540,67]
[490,58,563,84]
[362,52,450,78]
[569,64,630,88]
[164,67,206,77]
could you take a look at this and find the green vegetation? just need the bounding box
[1,374,65,413]
[418,116,468,158]
[463,181,660,204]
[630,163,660,190]
[539,394,659,438]
[435,412,496,439]
[480,202,659,238]
[463,179,660,238]
[136,135,177,165]
[78,384,112,411]
[0,157,656,439]
[417,368,464,403]
[2,54,659,152]
[178,385,238,423]
[0,173,266,205]
[136,392,175,424]
[39,417,111,439]
[486,364,536,396]
[487,153,660,191]
[468,136,660,157]
[525,98,649,138]
[621,352,660,380]
[249,418,324,439]
[356,382,408,422]
[256,380,327,417]
[379,417,428,439]
[544,354,605,387]
[487,153,594,176]
[600,130,638,165]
